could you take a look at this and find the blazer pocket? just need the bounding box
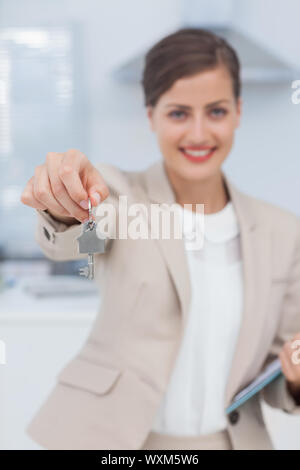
[57,357,122,395]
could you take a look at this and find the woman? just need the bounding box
[21,28,300,450]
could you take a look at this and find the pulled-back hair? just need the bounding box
[141,28,241,107]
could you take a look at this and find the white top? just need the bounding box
[151,201,244,436]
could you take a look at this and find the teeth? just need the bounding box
[182,148,214,157]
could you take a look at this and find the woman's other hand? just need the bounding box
[279,333,300,404]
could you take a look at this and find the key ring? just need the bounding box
[86,197,95,231]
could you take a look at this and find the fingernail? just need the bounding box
[79,200,89,209]
[91,192,101,205]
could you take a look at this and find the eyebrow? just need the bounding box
[165,100,230,110]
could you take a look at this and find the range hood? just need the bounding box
[113,0,298,84]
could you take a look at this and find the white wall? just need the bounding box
[232,0,300,70]
[1,0,299,214]
[0,0,182,173]
[223,82,300,215]
[224,0,300,215]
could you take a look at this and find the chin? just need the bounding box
[173,159,221,183]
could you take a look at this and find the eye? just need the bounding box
[210,107,228,118]
[168,110,187,120]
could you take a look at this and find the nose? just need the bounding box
[187,114,210,144]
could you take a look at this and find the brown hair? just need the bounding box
[141,27,241,108]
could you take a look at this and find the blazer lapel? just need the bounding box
[142,159,191,323]
[222,183,272,406]
[143,159,272,405]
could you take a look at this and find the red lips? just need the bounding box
[181,146,216,151]
[180,147,217,163]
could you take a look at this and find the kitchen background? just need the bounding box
[0,0,300,450]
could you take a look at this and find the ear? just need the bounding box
[235,97,242,129]
[147,105,155,132]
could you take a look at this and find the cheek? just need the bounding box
[158,123,184,147]
[211,121,236,144]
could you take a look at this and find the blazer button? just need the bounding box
[228,410,239,425]
[43,227,51,241]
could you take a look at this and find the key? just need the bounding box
[76,198,105,280]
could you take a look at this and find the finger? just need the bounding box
[279,348,297,382]
[286,340,300,369]
[33,165,71,218]
[21,176,48,210]
[56,150,89,207]
[61,149,109,207]
[86,167,110,206]
[46,152,89,221]
[290,339,300,366]
[291,333,300,343]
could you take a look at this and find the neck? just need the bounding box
[164,164,230,214]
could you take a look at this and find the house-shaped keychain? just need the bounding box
[76,222,106,254]
[76,197,106,280]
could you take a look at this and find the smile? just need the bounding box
[179,147,217,163]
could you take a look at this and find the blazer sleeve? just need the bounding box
[34,162,133,262]
[260,218,300,415]
[35,208,86,261]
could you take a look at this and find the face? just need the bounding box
[147,66,242,183]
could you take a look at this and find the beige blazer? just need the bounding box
[26,159,300,450]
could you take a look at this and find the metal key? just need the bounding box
[76,198,105,280]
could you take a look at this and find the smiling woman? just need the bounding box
[142,29,242,214]
[23,27,300,451]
